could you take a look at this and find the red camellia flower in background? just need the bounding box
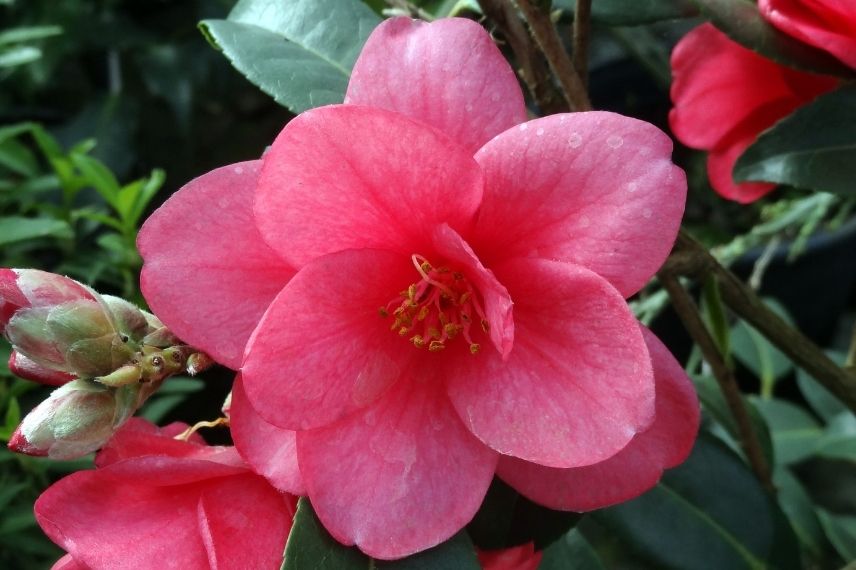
[669,23,837,203]
[35,418,297,570]
[760,0,856,69]
[139,17,699,559]
[477,542,542,570]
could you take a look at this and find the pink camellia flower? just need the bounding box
[477,543,542,570]
[35,418,297,570]
[669,23,837,203]
[760,0,856,70]
[140,17,697,560]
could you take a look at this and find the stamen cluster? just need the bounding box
[381,255,488,354]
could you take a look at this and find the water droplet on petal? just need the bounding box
[568,132,582,148]
[536,128,545,136]
[607,135,624,149]
[234,166,244,174]
[642,208,653,219]
[519,123,529,131]
[626,182,638,193]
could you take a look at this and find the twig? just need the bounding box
[662,230,856,413]
[659,273,775,493]
[572,0,591,88]
[513,0,592,111]
[478,0,567,114]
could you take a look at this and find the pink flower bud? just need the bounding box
[0,269,95,328]
[8,351,76,386]
[8,379,139,460]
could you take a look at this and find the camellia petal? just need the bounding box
[345,17,527,153]
[297,378,498,560]
[496,327,699,511]
[760,0,856,69]
[242,249,419,431]
[472,112,685,298]
[230,375,305,495]
[706,125,778,203]
[52,554,87,570]
[255,105,484,267]
[446,257,655,468]
[138,161,296,369]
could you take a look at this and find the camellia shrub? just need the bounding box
[2,0,856,569]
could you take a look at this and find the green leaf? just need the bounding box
[751,397,824,465]
[0,216,73,246]
[538,528,605,570]
[774,467,825,560]
[377,532,480,570]
[796,351,848,422]
[555,0,698,25]
[594,434,798,570]
[200,0,380,113]
[734,86,856,196]
[283,498,369,570]
[0,46,41,68]
[729,299,794,393]
[816,509,856,562]
[0,26,62,46]
[692,375,774,467]
[0,138,39,177]
[692,0,853,77]
[71,153,121,208]
[283,498,481,569]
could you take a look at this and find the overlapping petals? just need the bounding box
[471,113,685,297]
[36,419,296,570]
[760,0,856,69]
[138,161,295,369]
[497,327,699,511]
[669,23,837,202]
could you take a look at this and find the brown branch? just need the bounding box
[478,0,567,114]
[663,230,856,413]
[572,0,591,88]
[513,0,592,111]
[659,272,775,493]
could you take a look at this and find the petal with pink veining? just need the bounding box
[242,249,419,431]
[255,105,483,267]
[36,470,213,569]
[298,378,497,560]
[138,161,295,369]
[446,257,655,468]
[497,327,699,511]
[231,375,305,495]
[196,476,294,570]
[346,17,526,153]
[472,112,685,298]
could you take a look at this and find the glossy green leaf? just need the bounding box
[0,25,62,46]
[734,86,856,196]
[200,0,380,113]
[693,0,853,77]
[0,46,41,68]
[752,397,823,465]
[554,0,698,25]
[283,498,368,570]
[594,434,799,570]
[0,216,73,246]
[377,532,480,570]
[538,528,604,570]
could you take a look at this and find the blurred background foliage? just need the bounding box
[1,0,855,568]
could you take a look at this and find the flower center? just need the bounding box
[380,255,489,354]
